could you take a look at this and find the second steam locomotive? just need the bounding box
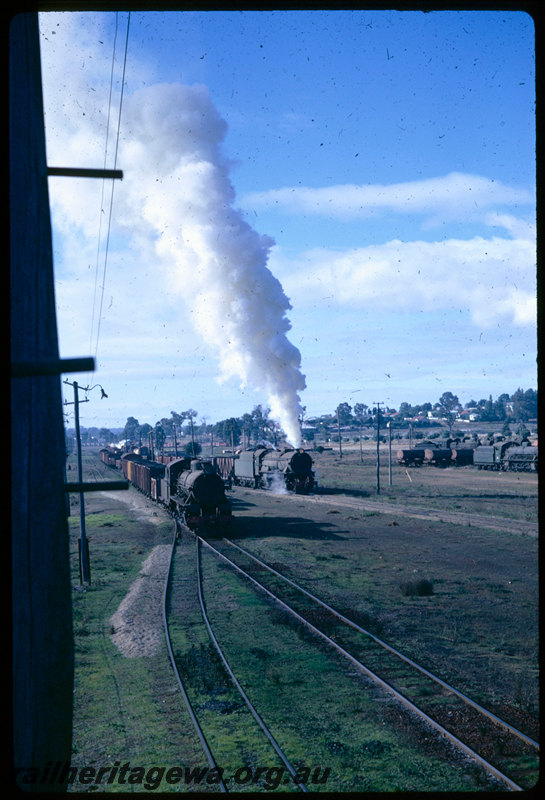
[229,447,316,494]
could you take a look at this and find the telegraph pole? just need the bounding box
[374,402,383,495]
[387,421,393,486]
[64,379,90,583]
[63,380,108,583]
[337,407,343,459]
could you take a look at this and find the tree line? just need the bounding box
[73,388,537,448]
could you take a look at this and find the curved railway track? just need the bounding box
[162,521,309,792]
[201,536,538,792]
[162,521,228,792]
[89,455,536,790]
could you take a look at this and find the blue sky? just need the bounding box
[37,8,536,440]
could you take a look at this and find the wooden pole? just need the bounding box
[337,408,343,459]
[374,402,383,494]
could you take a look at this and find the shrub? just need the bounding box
[400,579,434,597]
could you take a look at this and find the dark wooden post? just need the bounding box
[10,13,74,789]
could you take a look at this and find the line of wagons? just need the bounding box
[99,446,317,533]
[396,441,538,471]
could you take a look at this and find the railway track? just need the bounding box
[202,536,539,792]
[162,521,309,792]
[253,489,538,536]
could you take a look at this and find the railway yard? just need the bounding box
[65,446,539,792]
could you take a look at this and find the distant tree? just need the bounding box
[98,427,114,445]
[264,418,282,447]
[154,423,166,453]
[436,391,461,435]
[353,402,369,425]
[222,418,241,448]
[139,423,152,439]
[240,413,255,446]
[180,408,198,436]
[157,416,174,436]
[335,402,353,425]
[398,402,413,418]
[170,411,184,436]
[184,441,202,457]
[123,416,140,443]
[511,388,537,421]
[251,405,270,442]
[479,395,497,422]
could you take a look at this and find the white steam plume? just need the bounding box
[119,83,305,446]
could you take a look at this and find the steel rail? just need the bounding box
[196,538,308,792]
[223,538,539,751]
[201,538,523,792]
[162,523,228,792]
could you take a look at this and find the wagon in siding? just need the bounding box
[450,448,475,466]
[396,448,426,466]
[211,455,237,487]
[424,448,453,467]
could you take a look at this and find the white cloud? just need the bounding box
[39,11,537,427]
[243,172,534,226]
[274,234,536,328]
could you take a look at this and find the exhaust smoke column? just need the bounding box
[121,83,304,447]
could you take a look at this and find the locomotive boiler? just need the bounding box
[233,447,316,493]
[120,453,232,532]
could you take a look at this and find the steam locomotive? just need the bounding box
[112,451,232,532]
[229,446,316,494]
[473,442,538,472]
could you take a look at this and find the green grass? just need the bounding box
[63,449,537,792]
[65,455,212,792]
[311,446,538,522]
[193,544,505,792]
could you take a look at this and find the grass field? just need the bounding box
[308,442,538,522]
[63,447,538,792]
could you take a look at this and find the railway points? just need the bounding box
[63,447,538,793]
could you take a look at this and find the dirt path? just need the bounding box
[109,544,172,657]
[98,488,173,657]
[100,488,166,525]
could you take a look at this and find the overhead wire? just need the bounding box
[89,13,120,355]
[91,11,131,362]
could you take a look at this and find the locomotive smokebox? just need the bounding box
[177,465,227,508]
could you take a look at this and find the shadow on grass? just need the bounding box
[317,486,373,499]
[225,514,348,541]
